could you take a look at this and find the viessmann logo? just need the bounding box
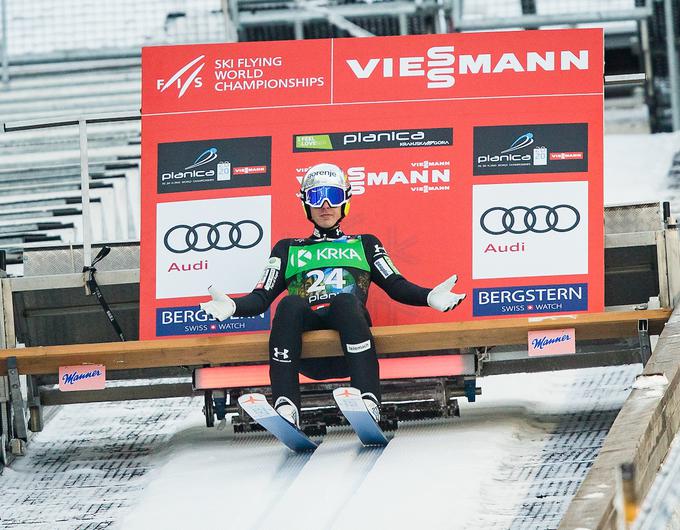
[156,55,206,98]
[345,47,589,89]
[296,160,451,195]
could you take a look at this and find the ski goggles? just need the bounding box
[303,185,348,207]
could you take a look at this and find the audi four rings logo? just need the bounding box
[480,205,580,235]
[164,221,264,253]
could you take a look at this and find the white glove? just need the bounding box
[199,285,236,321]
[427,274,466,312]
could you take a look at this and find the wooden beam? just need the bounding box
[0,309,670,376]
[558,307,680,529]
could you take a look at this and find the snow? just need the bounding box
[604,133,680,206]
[632,373,669,398]
[110,365,639,530]
[99,122,680,528]
[633,374,669,390]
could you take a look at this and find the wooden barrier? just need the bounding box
[0,309,670,376]
[559,307,680,529]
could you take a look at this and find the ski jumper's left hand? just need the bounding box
[427,274,466,312]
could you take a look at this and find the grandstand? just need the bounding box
[0,0,657,278]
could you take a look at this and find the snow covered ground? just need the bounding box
[0,366,641,530]
[2,94,680,529]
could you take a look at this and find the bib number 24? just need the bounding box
[307,268,345,292]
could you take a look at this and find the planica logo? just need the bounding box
[293,128,452,152]
[161,147,218,182]
[343,130,425,145]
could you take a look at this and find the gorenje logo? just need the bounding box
[156,55,205,98]
[473,283,588,316]
[293,128,452,152]
[346,47,589,89]
[473,124,588,176]
[157,137,272,193]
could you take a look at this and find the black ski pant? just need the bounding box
[269,293,380,411]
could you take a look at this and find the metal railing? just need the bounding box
[452,0,652,30]
[2,112,140,269]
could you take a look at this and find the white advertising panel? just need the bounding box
[156,195,271,298]
[472,182,588,279]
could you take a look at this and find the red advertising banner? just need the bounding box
[140,29,603,341]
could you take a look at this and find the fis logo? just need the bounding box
[156,55,205,98]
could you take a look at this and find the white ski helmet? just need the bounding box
[299,163,352,221]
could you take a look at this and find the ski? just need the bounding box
[333,387,389,446]
[238,393,318,452]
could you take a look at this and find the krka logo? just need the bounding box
[286,240,370,278]
[295,249,313,267]
[293,246,360,268]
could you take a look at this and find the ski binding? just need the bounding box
[238,393,317,452]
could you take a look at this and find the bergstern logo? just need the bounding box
[157,55,206,98]
[345,47,589,89]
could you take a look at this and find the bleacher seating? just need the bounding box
[0,58,142,275]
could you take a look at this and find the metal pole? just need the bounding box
[434,0,448,34]
[664,0,680,130]
[220,0,238,42]
[1,0,8,84]
[79,119,92,270]
[451,0,462,30]
[398,13,408,35]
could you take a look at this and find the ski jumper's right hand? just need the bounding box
[200,285,236,321]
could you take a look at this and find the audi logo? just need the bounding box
[480,205,580,235]
[164,221,264,253]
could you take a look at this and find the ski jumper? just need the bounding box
[233,225,430,410]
